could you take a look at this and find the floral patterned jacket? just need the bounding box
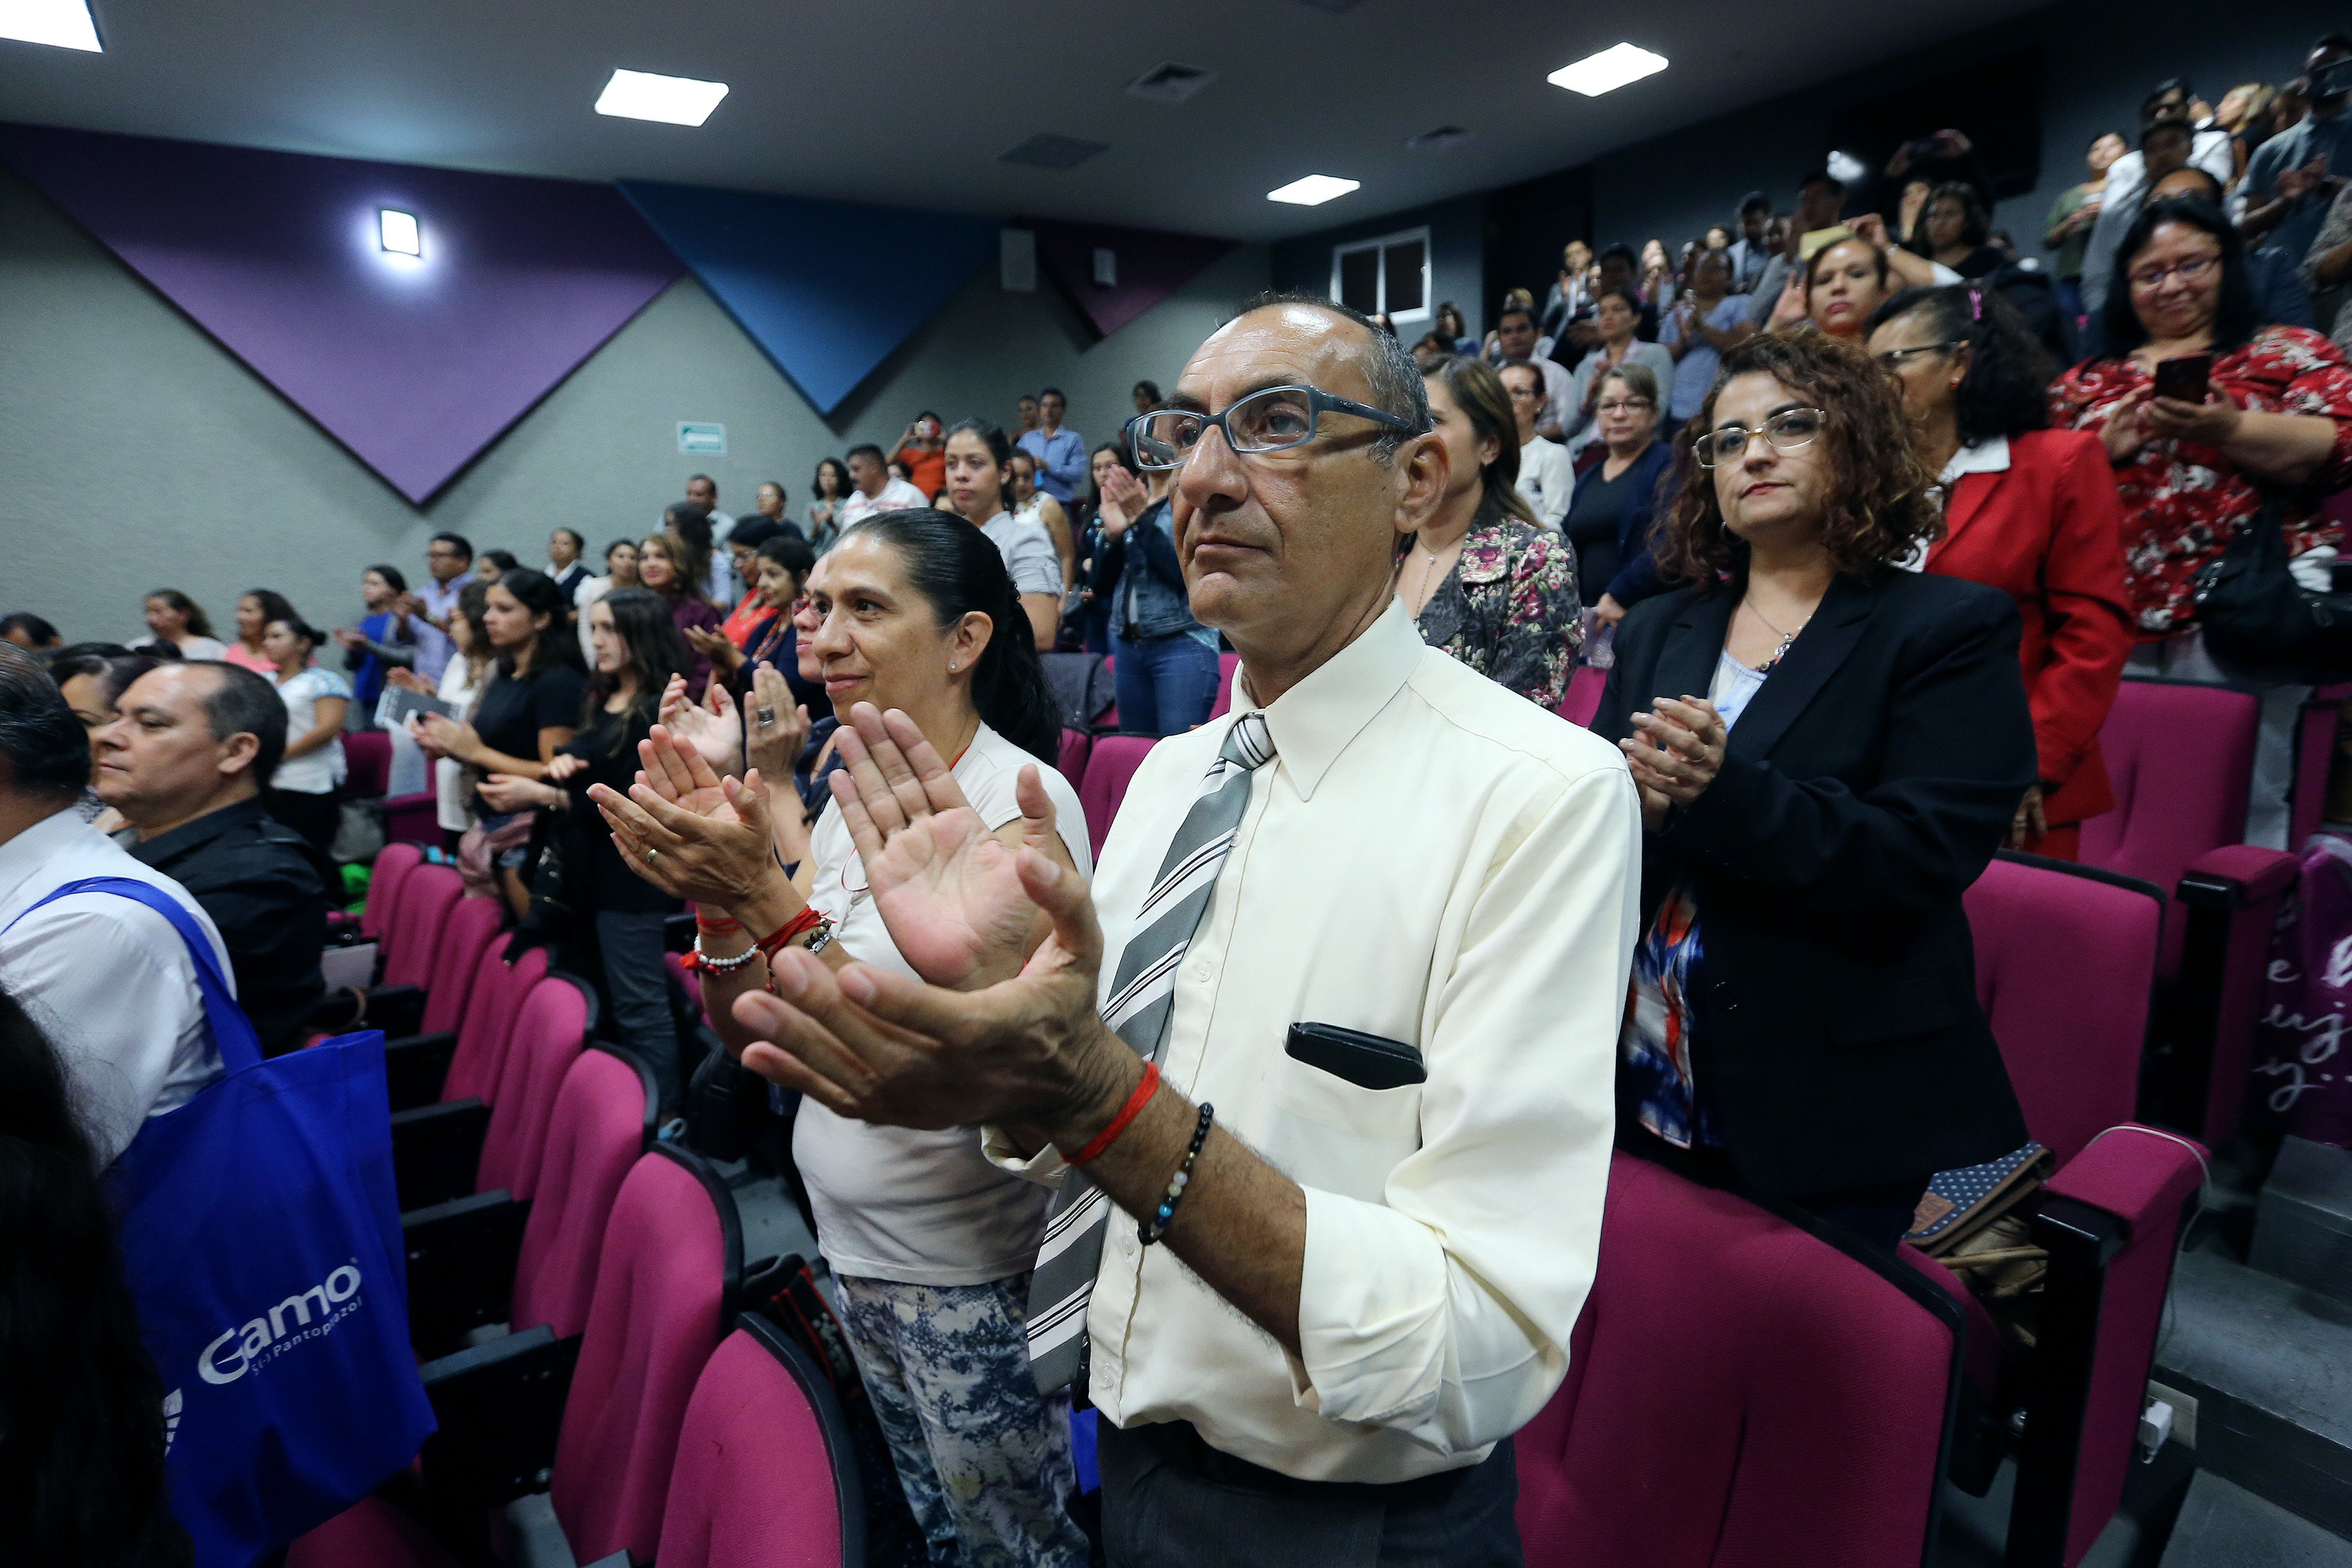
[1413,499,1583,708]
[2047,327,2352,635]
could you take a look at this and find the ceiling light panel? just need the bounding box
[0,0,102,52]
[1547,42,1668,97]
[378,208,420,256]
[1267,175,1360,206]
[594,68,730,127]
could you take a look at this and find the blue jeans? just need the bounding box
[1111,630,1219,736]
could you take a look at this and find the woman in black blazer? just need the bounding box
[1597,331,2036,1251]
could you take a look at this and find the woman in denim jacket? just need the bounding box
[1089,462,1223,733]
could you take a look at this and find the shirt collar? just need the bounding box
[123,794,268,868]
[1233,598,1423,803]
[1939,433,2010,483]
[0,805,97,910]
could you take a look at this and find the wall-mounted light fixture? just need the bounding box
[378,208,421,256]
[0,0,103,52]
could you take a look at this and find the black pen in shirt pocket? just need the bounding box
[1285,1023,1427,1091]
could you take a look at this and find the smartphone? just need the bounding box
[2152,353,2212,404]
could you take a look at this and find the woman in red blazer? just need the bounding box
[1867,284,2134,859]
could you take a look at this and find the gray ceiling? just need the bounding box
[0,0,2052,241]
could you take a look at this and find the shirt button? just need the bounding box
[1194,961,1213,981]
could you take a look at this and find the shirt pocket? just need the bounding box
[1265,1056,1423,1205]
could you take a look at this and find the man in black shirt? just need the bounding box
[93,661,327,1056]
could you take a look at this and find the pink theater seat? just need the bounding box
[475,977,590,1201]
[344,728,392,798]
[417,896,503,1035]
[2291,683,2351,849]
[1515,1152,1962,1567]
[1955,854,2207,1567]
[1058,727,1092,793]
[443,937,549,1106]
[656,1318,865,1568]
[2080,680,2296,1144]
[1557,665,1607,728]
[360,841,423,941]
[510,1049,661,1341]
[1208,651,1241,720]
[378,864,463,991]
[384,791,440,846]
[1078,735,1157,860]
[549,1147,743,1565]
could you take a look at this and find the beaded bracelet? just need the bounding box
[1138,1101,1213,1247]
[691,930,761,975]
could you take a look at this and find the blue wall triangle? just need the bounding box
[619,180,1000,416]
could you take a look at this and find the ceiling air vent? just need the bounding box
[999,133,1111,171]
[1407,125,1474,152]
[1127,62,1217,105]
[1288,0,1370,12]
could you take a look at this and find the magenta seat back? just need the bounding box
[512,1048,655,1340]
[1516,1153,1956,1568]
[1209,651,1242,720]
[1058,728,1092,793]
[1558,666,1607,728]
[343,729,392,797]
[360,841,422,940]
[476,977,588,1199]
[443,938,548,1105]
[2079,682,2256,979]
[1079,736,1157,860]
[1963,855,2158,1165]
[551,1146,740,1566]
[658,1320,858,1568]
[380,864,463,990]
[417,896,504,1035]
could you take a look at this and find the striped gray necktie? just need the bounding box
[1025,711,1278,1394]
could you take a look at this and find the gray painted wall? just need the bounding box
[0,162,1267,643]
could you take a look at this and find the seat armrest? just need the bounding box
[364,981,428,1040]
[391,1097,487,1211]
[2176,844,2298,907]
[384,1029,459,1113]
[2043,1125,2207,1234]
[418,1324,581,1513]
[402,1188,530,1359]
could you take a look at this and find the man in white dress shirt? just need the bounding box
[836,443,931,531]
[0,645,226,1164]
[733,295,1638,1564]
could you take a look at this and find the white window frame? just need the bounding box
[1330,226,1432,325]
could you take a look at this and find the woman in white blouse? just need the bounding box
[133,589,228,661]
[260,613,351,884]
[1501,360,1573,529]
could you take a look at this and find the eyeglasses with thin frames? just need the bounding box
[1692,408,1829,468]
[1873,341,1966,368]
[1125,385,1421,471]
[2127,253,2219,292]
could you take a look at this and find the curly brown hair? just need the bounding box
[1654,332,1940,593]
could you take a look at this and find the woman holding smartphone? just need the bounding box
[2050,196,2352,843]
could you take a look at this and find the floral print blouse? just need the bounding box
[2047,327,2352,635]
[1412,498,1583,708]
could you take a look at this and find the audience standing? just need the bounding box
[133,590,226,661]
[1661,248,1755,431]
[1016,387,1087,504]
[0,643,227,1166]
[388,580,493,840]
[224,589,295,674]
[2047,132,2130,324]
[545,528,591,601]
[2051,196,2352,846]
[1008,449,1077,599]
[1746,172,1850,327]
[1090,449,1220,735]
[594,511,1093,1568]
[1494,301,1574,439]
[258,615,350,886]
[414,532,473,631]
[1599,331,2034,1250]
[1502,361,1575,529]
[946,420,1062,653]
[1563,289,1676,456]
[337,564,450,716]
[0,613,61,652]
[638,530,726,701]
[838,444,929,531]
[1726,193,1774,294]
[573,537,637,665]
[1576,365,1681,629]
[94,661,327,1056]
[1399,356,1581,708]
[1867,285,2134,860]
[808,457,852,550]
[889,413,949,500]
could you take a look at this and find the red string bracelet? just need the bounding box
[755,907,824,958]
[1069,1062,1160,1165]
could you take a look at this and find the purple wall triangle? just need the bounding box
[1030,219,1235,340]
[0,123,681,503]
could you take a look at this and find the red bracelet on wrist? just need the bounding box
[755,907,823,957]
[1069,1062,1160,1166]
[695,908,742,934]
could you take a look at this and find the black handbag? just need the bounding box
[2191,500,2352,684]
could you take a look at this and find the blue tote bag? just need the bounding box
[14,877,435,1567]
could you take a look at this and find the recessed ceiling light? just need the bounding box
[1547,42,1668,97]
[1267,175,1360,206]
[0,0,102,52]
[594,68,729,127]
[378,209,421,257]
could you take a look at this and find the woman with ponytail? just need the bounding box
[592,507,1091,1568]
[944,417,1063,651]
[1399,354,1583,708]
